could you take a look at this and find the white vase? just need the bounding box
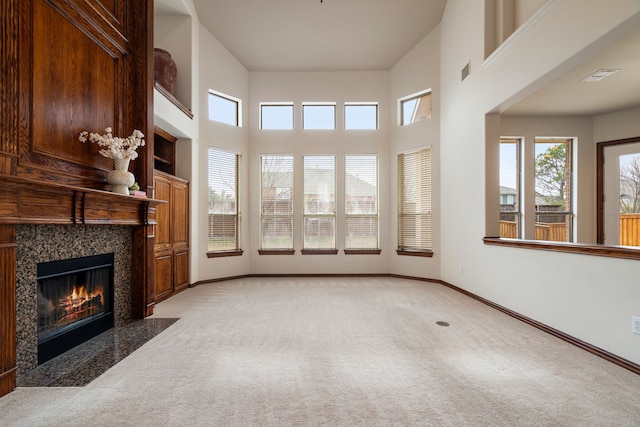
[106,157,135,195]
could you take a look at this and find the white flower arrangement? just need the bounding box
[78,127,146,160]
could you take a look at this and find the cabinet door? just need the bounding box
[171,181,189,247]
[154,175,171,247]
[154,251,173,301]
[173,249,190,292]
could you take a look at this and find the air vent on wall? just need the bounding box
[581,68,620,82]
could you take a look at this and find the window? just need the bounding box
[208,90,240,126]
[207,148,241,254]
[398,147,432,255]
[534,138,573,242]
[260,103,294,130]
[260,155,294,252]
[303,155,336,252]
[400,91,432,126]
[345,103,378,130]
[345,155,379,252]
[499,138,521,238]
[303,104,335,130]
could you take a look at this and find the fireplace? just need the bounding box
[37,253,115,364]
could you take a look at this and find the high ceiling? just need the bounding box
[191,0,447,71]
[503,26,640,116]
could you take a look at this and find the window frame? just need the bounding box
[302,103,336,130]
[259,154,295,255]
[397,147,433,257]
[344,154,380,254]
[499,137,522,239]
[260,102,294,130]
[302,155,337,254]
[344,102,379,130]
[206,147,243,257]
[533,137,574,243]
[399,90,432,126]
[208,89,242,127]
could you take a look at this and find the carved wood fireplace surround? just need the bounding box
[0,0,158,396]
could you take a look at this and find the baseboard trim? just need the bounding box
[432,278,640,376]
[188,273,640,376]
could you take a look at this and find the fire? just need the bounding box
[59,285,104,319]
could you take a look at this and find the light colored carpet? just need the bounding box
[1,276,639,426]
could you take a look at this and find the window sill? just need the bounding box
[396,249,434,258]
[483,237,640,261]
[344,249,381,255]
[258,249,295,255]
[207,250,244,258]
[301,249,339,255]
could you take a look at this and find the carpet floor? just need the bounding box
[1,276,639,426]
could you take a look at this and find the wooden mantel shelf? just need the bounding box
[0,175,165,226]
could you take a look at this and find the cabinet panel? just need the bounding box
[154,175,171,247]
[172,181,189,247]
[154,251,173,301]
[174,249,190,292]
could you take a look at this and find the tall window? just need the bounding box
[207,148,241,253]
[499,138,521,238]
[534,138,573,242]
[400,91,432,126]
[345,155,379,251]
[398,147,432,254]
[303,155,336,252]
[208,90,240,126]
[303,104,336,130]
[260,155,294,251]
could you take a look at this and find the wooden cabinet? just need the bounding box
[153,171,189,302]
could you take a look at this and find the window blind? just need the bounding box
[260,155,294,249]
[303,155,336,249]
[345,155,379,249]
[398,148,432,251]
[208,148,240,252]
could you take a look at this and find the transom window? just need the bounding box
[208,90,241,127]
[400,90,432,126]
[207,148,241,253]
[303,104,336,130]
[344,103,378,130]
[260,103,294,130]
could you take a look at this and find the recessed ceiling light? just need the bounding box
[581,68,621,82]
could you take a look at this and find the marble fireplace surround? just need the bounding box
[16,224,133,377]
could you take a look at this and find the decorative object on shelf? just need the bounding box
[154,48,177,95]
[78,127,145,195]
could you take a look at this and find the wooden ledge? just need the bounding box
[344,249,381,255]
[207,250,244,258]
[154,82,194,119]
[0,175,165,226]
[483,237,640,261]
[396,249,434,258]
[301,249,339,255]
[258,249,295,255]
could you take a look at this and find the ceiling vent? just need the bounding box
[581,68,620,82]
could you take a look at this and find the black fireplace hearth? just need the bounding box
[37,253,115,364]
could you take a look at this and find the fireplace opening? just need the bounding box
[37,253,115,364]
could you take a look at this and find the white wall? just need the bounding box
[389,26,441,280]
[594,107,640,142]
[248,71,391,274]
[196,24,250,282]
[441,0,640,364]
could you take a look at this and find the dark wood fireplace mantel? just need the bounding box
[0,176,164,397]
[0,175,164,226]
